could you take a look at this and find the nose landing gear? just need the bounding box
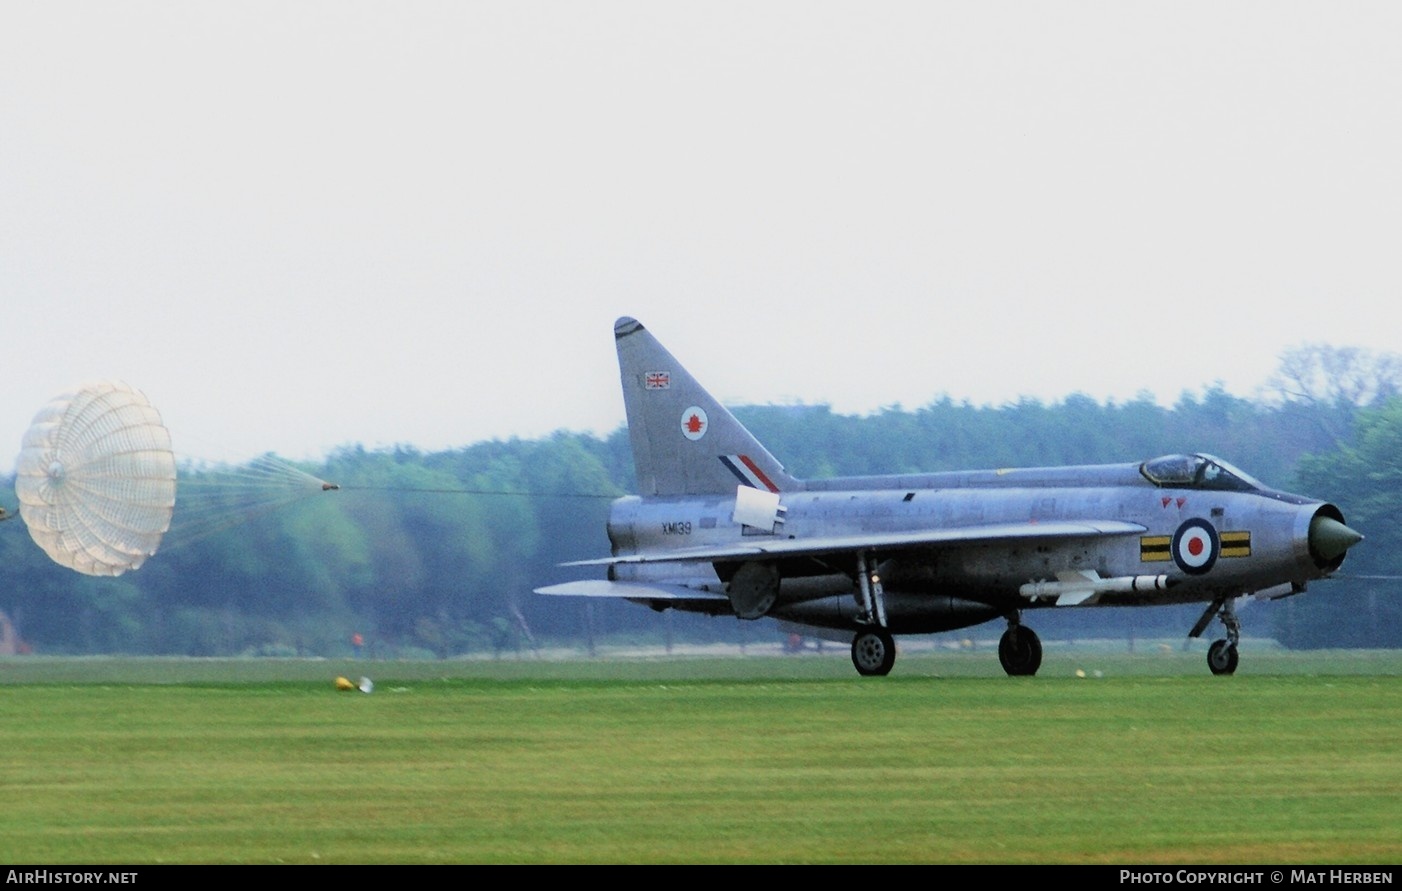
[1191,596,1242,676]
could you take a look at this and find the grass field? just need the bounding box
[0,645,1398,865]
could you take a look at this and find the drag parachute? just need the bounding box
[15,381,177,576]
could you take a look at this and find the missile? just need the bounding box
[1020,571,1174,604]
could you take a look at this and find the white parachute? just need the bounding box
[15,381,177,576]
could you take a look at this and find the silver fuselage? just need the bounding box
[607,461,1343,633]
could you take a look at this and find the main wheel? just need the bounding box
[998,624,1042,676]
[1207,638,1239,675]
[851,629,896,676]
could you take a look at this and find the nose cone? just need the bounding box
[1310,514,1364,567]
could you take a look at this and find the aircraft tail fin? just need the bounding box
[614,317,799,497]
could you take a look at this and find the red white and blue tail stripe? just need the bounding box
[720,454,782,492]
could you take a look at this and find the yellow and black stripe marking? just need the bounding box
[1140,535,1172,562]
[1141,531,1252,562]
[1220,530,1252,558]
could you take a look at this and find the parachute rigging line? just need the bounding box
[161,453,338,552]
[333,484,616,499]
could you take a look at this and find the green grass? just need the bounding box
[0,647,1398,864]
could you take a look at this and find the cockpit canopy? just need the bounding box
[1140,454,1265,492]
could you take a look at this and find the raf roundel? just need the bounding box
[1171,518,1220,575]
[680,406,708,441]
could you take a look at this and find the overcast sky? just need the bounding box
[4,1,1400,474]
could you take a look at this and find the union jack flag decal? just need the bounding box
[644,371,670,390]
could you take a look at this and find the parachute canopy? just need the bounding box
[15,381,177,576]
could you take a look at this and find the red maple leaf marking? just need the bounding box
[685,414,705,434]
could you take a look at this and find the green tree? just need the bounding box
[1267,343,1402,448]
[1280,399,1402,647]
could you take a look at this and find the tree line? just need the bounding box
[2,346,1398,656]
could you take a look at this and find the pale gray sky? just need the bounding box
[4,1,1400,473]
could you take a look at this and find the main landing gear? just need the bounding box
[851,628,896,677]
[1191,596,1241,676]
[850,551,896,676]
[845,548,1049,678]
[850,621,1046,677]
[998,617,1042,676]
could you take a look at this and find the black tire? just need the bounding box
[998,625,1043,676]
[1207,638,1239,676]
[851,630,896,676]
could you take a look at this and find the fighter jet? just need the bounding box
[536,317,1365,676]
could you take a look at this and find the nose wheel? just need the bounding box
[1192,596,1242,676]
[1207,638,1239,675]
